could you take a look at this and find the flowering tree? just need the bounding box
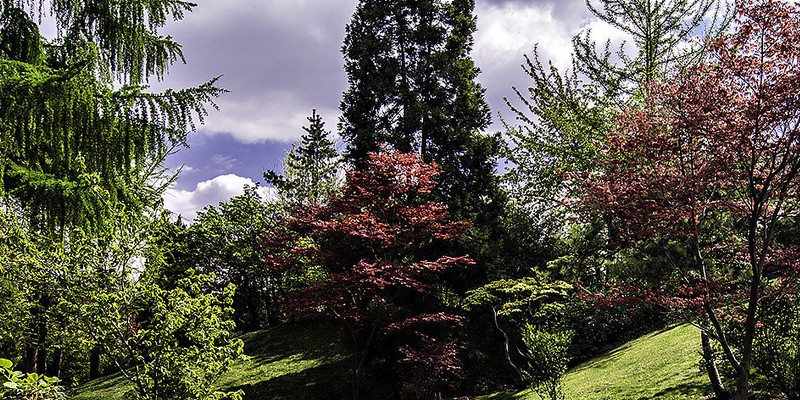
[575,1,800,398]
[265,149,473,399]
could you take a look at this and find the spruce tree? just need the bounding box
[0,0,224,233]
[339,0,503,226]
[264,109,341,206]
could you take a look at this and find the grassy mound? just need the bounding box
[72,321,348,400]
[482,324,710,400]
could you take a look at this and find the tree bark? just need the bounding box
[36,320,47,375]
[701,332,729,399]
[491,305,525,386]
[23,347,37,373]
[47,348,62,377]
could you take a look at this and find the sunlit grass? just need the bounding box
[72,321,348,400]
[481,324,711,400]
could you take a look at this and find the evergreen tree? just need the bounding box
[0,0,224,234]
[264,109,341,206]
[504,0,730,206]
[339,0,503,225]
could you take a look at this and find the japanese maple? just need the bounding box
[265,148,472,399]
[574,0,800,398]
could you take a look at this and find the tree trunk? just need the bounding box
[36,320,47,375]
[23,347,37,373]
[491,305,524,386]
[701,332,729,399]
[734,365,750,400]
[90,346,101,380]
[47,348,62,377]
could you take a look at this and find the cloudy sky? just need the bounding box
[155,0,622,220]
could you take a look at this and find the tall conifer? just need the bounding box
[339,0,503,227]
[264,109,341,206]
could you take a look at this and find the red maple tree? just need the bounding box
[574,1,800,398]
[265,149,472,399]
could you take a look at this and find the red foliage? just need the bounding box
[571,1,800,397]
[265,148,473,395]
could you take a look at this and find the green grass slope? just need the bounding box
[72,321,348,400]
[482,324,710,400]
[74,323,710,400]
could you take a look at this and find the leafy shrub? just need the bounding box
[521,326,573,400]
[0,358,66,399]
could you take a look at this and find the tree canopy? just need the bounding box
[0,0,223,233]
[575,0,800,397]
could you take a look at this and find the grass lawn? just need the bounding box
[71,321,348,400]
[73,323,714,400]
[481,324,711,400]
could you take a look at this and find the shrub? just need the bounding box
[521,326,573,400]
[0,358,66,400]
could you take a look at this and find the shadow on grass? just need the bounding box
[226,358,349,400]
[240,321,345,365]
[639,380,708,400]
[70,372,131,400]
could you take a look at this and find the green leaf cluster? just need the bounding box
[0,357,66,400]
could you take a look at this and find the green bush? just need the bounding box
[521,326,573,400]
[0,358,66,399]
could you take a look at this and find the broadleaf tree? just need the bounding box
[574,1,800,397]
[266,149,473,400]
[504,0,730,207]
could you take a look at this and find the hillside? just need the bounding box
[73,324,711,400]
[482,324,710,400]
[72,322,349,400]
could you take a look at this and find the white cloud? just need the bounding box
[475,2,576,71]
[146,0,354,144]
[198,93,340,143]
[162,174,276,222]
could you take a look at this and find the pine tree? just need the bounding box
[0,0,224,234]
[339,0,503,225]
[264,109,341,206]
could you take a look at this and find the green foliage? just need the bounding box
[264,110,340,206]
[464,278,571,388]
[0,0,224,233]
[145,187,290,330]
[0,198,137,379]
[520,327,573,400]
[0,358,66,400]
[76,273,245,400]
[504,0,730,208]
[752,293,800,399]
[574,0,730,98]
[72,322,349,400]
[465,278,571,321]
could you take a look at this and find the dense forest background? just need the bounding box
[2,0,800,399]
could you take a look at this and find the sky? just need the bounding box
[155,0,625,221]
